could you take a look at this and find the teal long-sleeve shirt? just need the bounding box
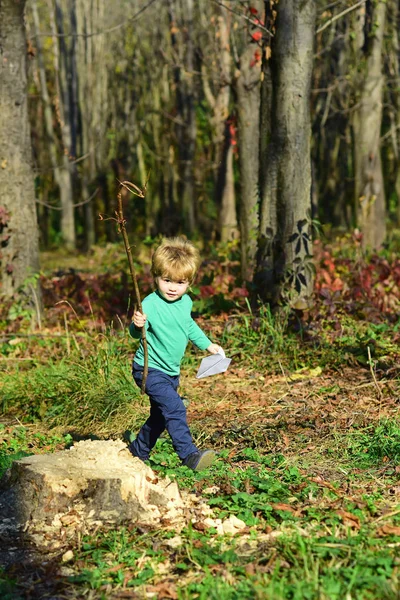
[129,290,211,376]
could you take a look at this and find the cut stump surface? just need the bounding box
[1,440,184,529]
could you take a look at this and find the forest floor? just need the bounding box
[1,239,400,599]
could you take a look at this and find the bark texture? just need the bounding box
[0,0,40,297]
[236,1,263,281]
[202,11,238,241]
[257,0,316,307]
[52,0,77,249]
[353,1,387,250]
[75,0,107,248]
[169,0,197,233]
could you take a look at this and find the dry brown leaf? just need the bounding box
[270,503,298,515]
[105,563,126,573]
[114,589,139,599]
[309,476,340,493]
[377,524,400,537]
[281,433,290,447]
[192,521,207,532]
[245,563,256,575]
[122,571,136,588]
[60,512,81,526]
[336,510,360,529]
[148,582,178,599]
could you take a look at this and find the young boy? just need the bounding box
[128,237,221,471]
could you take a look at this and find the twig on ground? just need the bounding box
[278,357,291,391]
[374,508,400,523]
[367,346,383,407]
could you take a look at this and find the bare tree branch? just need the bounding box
[33,145,101,174]
[36,188,99,210]
[316,0,366,34]
[211,0,274,36]
[32,0,159,38]
[318,0,347,14]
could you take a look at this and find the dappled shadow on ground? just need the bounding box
[0,486,77,599]
[1,554,77,600]
[0,432,115,599]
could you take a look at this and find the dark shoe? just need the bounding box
[183,450,215,471]
[128,445,148,462]
[123,431,148,461]
[123,430,135,444]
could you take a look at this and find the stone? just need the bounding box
[61,550,74,563]
[165,535,183,548]
[202,515,247,536]
[1,440,184,531]
[221,515,247,535]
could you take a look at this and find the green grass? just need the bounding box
[2,419,400,598]
[0,332,144,428]
[1,298,399,427]
[0,570,22,600]
[0,423,72,478]
[345,420,400,464]
[62,438,400,600]
[2,290,400,598]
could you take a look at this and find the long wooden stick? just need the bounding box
[116,180,149,394]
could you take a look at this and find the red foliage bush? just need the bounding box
[313,239,400,321]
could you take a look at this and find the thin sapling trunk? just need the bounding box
[100,180,149,393]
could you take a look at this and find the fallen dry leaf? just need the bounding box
[270,503,298,515]
[146,582,178,599]
[105,563,126,573]
[377,524,400,537]
[309,476,341,494]
[336,510,360,529]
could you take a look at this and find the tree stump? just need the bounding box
[1,440,184,531]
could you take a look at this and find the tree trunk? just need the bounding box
[0,0,41,300]
[390,0,400,224]
[167,0,196,233]
[136,140,156,237]
[256,0,316,308]
[148,84,163,235]
[201,10,238,241]
[82,176,96,249]
[352,1,387,250]
[75,0,108,250]
[180,0,196,234]
[219,129,238,242]
[312,12,354,229]
[376,0,400,224]
[31,0,61,193]
[51,0,76,250]
[236,1,263,280]
[259,2,274,231]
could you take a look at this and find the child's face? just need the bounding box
[156,276,189,302]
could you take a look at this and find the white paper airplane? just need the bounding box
[196,348,231,379]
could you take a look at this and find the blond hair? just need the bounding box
[151,237,200,284]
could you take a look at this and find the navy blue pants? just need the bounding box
[130,362,198,461]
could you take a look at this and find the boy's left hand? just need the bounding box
[207,343,222,354]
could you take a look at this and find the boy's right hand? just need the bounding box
[132,310,147,328]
